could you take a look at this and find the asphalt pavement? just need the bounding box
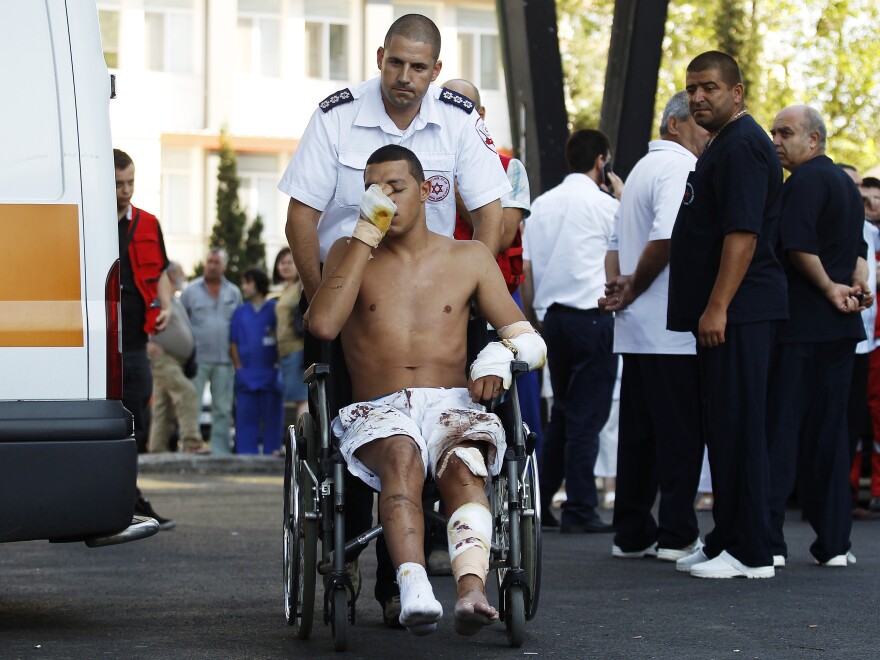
[1,455,878,659]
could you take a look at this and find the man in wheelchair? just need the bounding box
[306,144,546,637]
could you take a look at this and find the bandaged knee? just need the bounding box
[470,321,547,389]
[436,447,487,481]
[447,503,492,584]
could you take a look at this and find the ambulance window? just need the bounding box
[0,3,63,200]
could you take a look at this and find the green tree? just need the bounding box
[556,0,880,172]
[204,128,265,284]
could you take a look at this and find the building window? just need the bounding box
[161,149,194,235]
[144,0,194,74]
[237,154,282,239]
[457,8,501,91]
[98,9,120,69]
[237,0,281,77]
[304,0,350,81]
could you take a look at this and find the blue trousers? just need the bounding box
[235,387,283,455]
[613,353,703,551]
[699,322,777,567]
[538,307,616,525]
[766,340,855,562]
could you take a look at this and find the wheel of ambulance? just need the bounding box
[331,587,348,652]
[505,585,526,648]
[283,414,318,638]
[520,453,542,620]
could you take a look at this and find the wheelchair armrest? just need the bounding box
[304,362,331,384]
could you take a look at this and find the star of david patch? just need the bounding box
[427,175,451,202]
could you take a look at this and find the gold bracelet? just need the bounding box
[500,339,519,357]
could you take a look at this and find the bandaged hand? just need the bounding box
[469,321,547,391]
[352,184,397,248]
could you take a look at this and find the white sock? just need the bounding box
[396,562,443,631]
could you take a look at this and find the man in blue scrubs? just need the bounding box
[668,51,787,579]
[766,105,871,567]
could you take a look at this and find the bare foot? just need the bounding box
[454,589,498,636]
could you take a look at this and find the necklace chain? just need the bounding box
[705,109,748,150]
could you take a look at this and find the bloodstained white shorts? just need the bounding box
[330,387,506,492]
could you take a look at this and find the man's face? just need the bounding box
[863,187,880,222]
[685,68,743,133]
[770,108,817,172]
[377,35,441,113]
[205,252,226,279]
[363,159,430,235]
[115,164,135,212]
[240,277,255,300]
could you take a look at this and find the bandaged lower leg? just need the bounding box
[447,503,492,585]
[396,562,443,635]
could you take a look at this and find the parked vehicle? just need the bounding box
[0,0,157,546]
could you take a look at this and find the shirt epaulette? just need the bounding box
[439,87,476,113]
[319,88,354,113]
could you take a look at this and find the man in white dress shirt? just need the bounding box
[600,92,709,561]
[522,129,621,533]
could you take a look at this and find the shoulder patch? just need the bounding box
[319,88,354,113]
[439,87,476,113]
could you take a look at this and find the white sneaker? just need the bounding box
[773,555,785,568]
[690,550,774,579]
[676,548,709,573]
[816,551,857,567]
[658,538,703,562]
[612,543,657,559]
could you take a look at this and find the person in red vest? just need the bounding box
[114,148,175,529]
[444,79,530,295]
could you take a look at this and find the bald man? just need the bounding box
[766,104,871,567]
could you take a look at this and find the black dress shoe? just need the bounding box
[560,519,614,534]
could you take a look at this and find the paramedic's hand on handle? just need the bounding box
[352,184,396,248]
[469,375,505,404]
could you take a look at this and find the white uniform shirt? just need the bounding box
[522,173,618,320]
[503,158,530,217]
[609,140,697,355]
[278,77,511,260]
[856,220,879,355]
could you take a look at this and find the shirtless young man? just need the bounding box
[307,144,546,637]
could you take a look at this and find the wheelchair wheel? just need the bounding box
[493,452,542,621]
[283,414,318,639]
[505,585,526,648]
[330,587,348,652]
[521,454,542,620]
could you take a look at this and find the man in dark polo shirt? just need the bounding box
[766,105,870,567]
[668,51,787,578]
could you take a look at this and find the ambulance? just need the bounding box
[0,1,157,546]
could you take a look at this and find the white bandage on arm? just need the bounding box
[352,184,397,248]
[447,503,493,584]
[469,321,547,389]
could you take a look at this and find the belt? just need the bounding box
[547,303,601,315]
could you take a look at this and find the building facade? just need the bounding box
[99,0,511,273]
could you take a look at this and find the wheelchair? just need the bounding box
[282,359,542,652]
